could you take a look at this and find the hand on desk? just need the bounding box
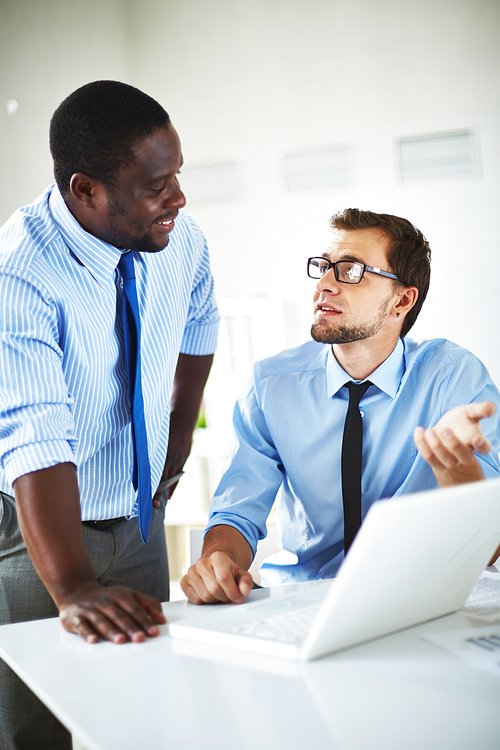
[13,464,167,645]
[58,581,167,644]
[414,401,496,486]
[181,552,254,605]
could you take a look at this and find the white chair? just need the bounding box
[186,526,280,586]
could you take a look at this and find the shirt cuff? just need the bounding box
[204,514,260,556]
[181,319,219,356]
[3,440,77,486]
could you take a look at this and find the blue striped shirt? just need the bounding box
[0,185,219,520]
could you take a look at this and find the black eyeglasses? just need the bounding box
[307,257,401,284]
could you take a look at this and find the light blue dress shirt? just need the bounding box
[206,338,500,585]
[0,185,219,520]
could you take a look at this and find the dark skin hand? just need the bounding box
[14,463,166,644]
[153,353,213,507]
[12,354,213,643]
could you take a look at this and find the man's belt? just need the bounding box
[82,517,126,531]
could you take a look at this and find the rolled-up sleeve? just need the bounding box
[0,269,77,485]
[180,226,219,356]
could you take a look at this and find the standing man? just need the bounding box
[181,208,500,605]
[0,81,219,749]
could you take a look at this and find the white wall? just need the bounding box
[0,0,132,223]
[1,0,499,383]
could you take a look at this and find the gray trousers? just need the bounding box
[0,491,170,750]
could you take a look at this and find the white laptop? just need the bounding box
[168,478,500,661]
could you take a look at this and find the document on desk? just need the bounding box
[422,570,500,678]
[461,569,500,621]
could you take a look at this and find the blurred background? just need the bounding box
[1,0,499,582]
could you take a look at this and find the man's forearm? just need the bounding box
[160,353,213,482]
[169,353,214,434]
[13,462,96,607]
[14,462,166,642]
[202,525,254,571]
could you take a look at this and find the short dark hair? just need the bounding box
[330,208,431,337]
[49,80,170,195]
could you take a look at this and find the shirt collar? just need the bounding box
[326,337,405,398]
[49,185,122,286]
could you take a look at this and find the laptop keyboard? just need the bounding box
[230,603,321,644]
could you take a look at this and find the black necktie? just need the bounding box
[341,381,371,555]
[118,252,152,543]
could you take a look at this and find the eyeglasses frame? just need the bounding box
[307,256,402,284]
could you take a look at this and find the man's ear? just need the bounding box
[394,286,418,318]
[69,173,103,208]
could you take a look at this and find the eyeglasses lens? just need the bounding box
[336,262,363,283]
[308,259,330,278]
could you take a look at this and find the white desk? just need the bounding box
[0,584,499,750]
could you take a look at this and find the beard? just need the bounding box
[100,188,169,254]
[101,224,166,254]
[310,300,390,345]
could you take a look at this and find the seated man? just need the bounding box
[182,208,500,604]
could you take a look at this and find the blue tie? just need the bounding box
[118,252,152,543]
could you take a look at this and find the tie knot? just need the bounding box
[118,252,135,280]
[344,380,371,407]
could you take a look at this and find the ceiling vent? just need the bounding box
[181,162,243,203]
[398,130,477,182]
[285,146,353,192]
